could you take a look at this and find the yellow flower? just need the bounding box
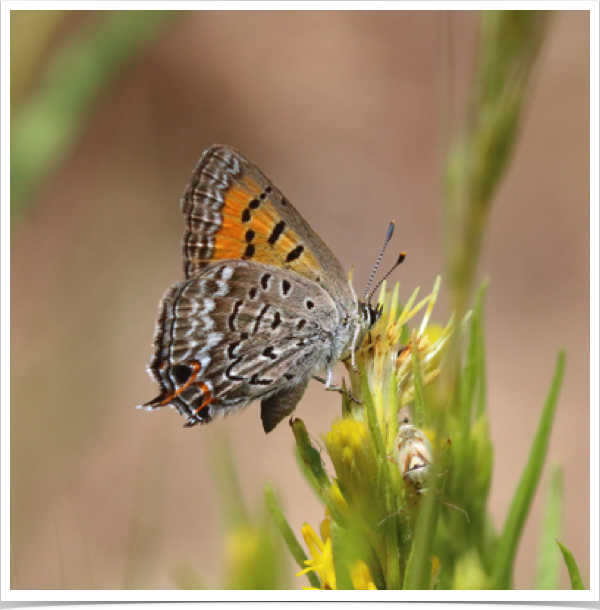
[296,521,378,590]
[452,549,490,590]
[326,418,367,461]
[429,555,441,590]
[348,277,469,458]
[350,560,377,590]
[323,418,379,519]
[296,522,336,590]
[327,481,349,516]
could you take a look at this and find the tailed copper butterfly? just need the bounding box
[139,145,381,433]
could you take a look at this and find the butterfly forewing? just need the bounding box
[181,146,354,304]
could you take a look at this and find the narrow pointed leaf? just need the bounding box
[411,330,426,430]
[331,522,353,590]
[535,465,563,589]
[492,351,565,589]
[556,540,585,590]
[403,440,451,589]
[264,483,320,589]
[291,418,330,489]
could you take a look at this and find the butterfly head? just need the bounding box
[343,299,382,359]
[359,300,382,331]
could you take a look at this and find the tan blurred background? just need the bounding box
[10,10,590,590]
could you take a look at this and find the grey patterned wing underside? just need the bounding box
[143,261,340,431]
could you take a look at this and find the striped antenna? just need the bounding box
[363,221,395,300]
[367,251,406,304]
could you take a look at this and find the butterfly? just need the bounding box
[140,145,381,433]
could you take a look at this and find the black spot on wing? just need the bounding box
[286,245,304,263]
[252,303,270,335]
[261,273,272,290]
[229,300,243,331]
[262,346,277,360]
[268,220,286,245]
[250,373,273,386]
[225,357,244,381]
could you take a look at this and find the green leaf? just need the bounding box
[535,465,563,589]
[403,439,451,589]
[475,296,488,419]
[291,418,330,489]
[385,509,401,589]
[264,483,320,589]
[477,512,499,576]
[361,367,386,460]
[556,540,585,590]
[492,351,566,589]
[331,522,353,590]
[444,11,550,316]
[411,330,426,430]
[461,282,488,436]
[11,10,177,220]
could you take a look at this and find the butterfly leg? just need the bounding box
[325,361,333,388]
[312,375,362,404]
[349,323,362,374]
[260,377,310,434]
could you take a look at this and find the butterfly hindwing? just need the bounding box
[144,261,341,428]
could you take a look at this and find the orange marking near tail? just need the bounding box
[160,361,201,405]
[194,383,213,414]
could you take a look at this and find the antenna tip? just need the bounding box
[386,221,395,241]
[397,251,406,265]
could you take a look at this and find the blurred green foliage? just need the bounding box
[11,10,177,223]
[444,10,552,318]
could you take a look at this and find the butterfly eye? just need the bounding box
[359,303,380,327]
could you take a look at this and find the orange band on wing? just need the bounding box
[160,361,201,405]
[226,180,261,205]
[194,383,213,414]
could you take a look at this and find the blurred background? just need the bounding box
[10,10,590,590]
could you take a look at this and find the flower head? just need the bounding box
[350,560,377,590]
[286,278,474,591]
[296,522,336,590]
[349,277,457,448]
[296,519,379,590]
